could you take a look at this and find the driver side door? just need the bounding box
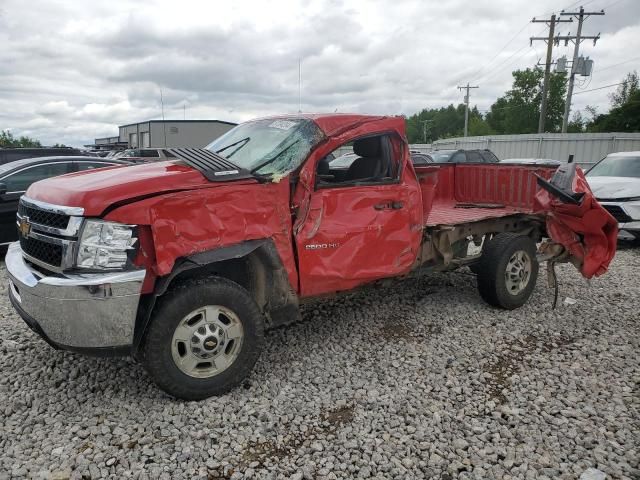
[294,134,422,296]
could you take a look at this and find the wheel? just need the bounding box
[476,233,538,310]
[142,276,265,400]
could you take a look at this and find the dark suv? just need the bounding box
[427,149,499,163]
[0,148,84,165]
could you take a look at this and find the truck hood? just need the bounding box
[586,176,640,200]
[26,161,254,216]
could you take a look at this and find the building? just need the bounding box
[89,136,128,151]
[118,120,236,149]
[88,119,237,151]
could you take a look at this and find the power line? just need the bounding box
[596,56,640,72]
[601,0,626,9]
[573,81,626,94]
[467,22,531,83]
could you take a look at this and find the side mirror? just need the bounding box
[0,182,7,196]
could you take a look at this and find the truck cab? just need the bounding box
[5,114,617,399]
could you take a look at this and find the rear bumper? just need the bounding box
[5,242,145,353]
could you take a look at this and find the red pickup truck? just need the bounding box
[6,114,617,400]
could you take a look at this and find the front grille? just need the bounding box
[603,205,632,223]
[20,236,63,267]
[18,202,69,230]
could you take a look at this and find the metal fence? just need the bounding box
[430,132,640,168]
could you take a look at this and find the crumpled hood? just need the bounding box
[26,161,255,216]
[586,176,640,200]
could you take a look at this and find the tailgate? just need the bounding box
[534,162,618,278]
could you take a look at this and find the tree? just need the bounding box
[609,71,639,108]
[404,104,491,143]
[586,71,640,133]
[567,111,585,133]
[0,130,42,147]
[485,67,567,134]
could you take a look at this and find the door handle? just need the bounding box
[374,201,404,210]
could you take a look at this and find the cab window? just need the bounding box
[316,134,400,186]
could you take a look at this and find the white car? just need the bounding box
[586,151,640,241]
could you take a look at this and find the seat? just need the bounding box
[317,155,331,175]
[345,137,387,181]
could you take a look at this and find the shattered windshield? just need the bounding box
[205,118,324,177]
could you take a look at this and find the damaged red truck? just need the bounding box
[6,114,617,400]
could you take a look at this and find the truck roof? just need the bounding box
[254,113,403,136]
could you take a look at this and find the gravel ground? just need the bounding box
[0,247,638,480]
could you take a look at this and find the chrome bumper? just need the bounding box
[5,242,145,350]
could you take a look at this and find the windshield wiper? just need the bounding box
[250,139,301,175]
[215,137,250,159]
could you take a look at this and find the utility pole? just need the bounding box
[530,14,572,133]
[558,7,604,132]
[421,119,434,143]
[457,83,479,137]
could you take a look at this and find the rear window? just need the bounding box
[480,151,499,162]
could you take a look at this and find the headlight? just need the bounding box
[77,220,137,269]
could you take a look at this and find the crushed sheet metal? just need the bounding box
[104,180,299,291]
[534,168,618,278]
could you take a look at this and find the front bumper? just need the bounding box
[5,242,145,353]
[599,201,640,238]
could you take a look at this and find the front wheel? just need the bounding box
[142,277,265,400]
[476,233,539,310]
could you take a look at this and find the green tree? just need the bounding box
[567,111,585,133]
[587,71,640,132]
[0,130,42,147]
[405,104,491,143]
[609,71,639,108]
[485,67,567,134]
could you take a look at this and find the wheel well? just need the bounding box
[170,253,268,310]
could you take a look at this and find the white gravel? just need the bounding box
[0,247,638,480]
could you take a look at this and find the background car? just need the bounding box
[428,149,500,163]
[0,147,86,165]
[501,158,561,166]
[586,151,640,241]
[116,148,178,163]
[0,156,130,245]
[410,151,433,165]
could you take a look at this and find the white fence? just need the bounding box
[430,132,640,168]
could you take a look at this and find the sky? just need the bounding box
[0,0,638,147]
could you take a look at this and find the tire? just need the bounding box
[142,276,265,400]
[476,233,538,310]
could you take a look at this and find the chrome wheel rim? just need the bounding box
[504,250,532,295]
[171,305,244,378]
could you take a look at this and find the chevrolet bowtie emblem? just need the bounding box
[19,217,31,237]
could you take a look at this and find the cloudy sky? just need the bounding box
[1,0,638,146]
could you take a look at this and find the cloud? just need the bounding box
[1,0,638,146]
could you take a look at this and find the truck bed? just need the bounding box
[414,163,557,227]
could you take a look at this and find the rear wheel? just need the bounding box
[476,233,538,310]
[143,277,265,400]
